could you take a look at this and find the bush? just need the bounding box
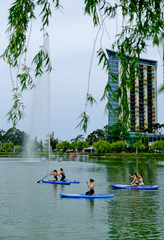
[132,140,146,153]
[151,141,164,152]
[111,141,126,152]
[93,140,111,153]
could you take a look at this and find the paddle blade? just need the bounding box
[37,180,42,183]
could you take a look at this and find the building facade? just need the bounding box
[107,49,158,134]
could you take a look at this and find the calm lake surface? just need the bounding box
[0,156,164,240]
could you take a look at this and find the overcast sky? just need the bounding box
[0,1,163,142]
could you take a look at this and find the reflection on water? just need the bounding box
[88,200,95,218]
[109,189,162,239]
[0,157,164,239]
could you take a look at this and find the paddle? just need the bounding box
[37,170,54,183]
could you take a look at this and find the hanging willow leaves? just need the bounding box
[18,65,35,91]
[76,112,90,133]
[7,91,25,126]
[86,94,97,106]
[32,48,52,77]
[1,0,164,132]
[2,0,35,67]
[1,0,58,126]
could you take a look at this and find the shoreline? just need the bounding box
[0,152,164,159]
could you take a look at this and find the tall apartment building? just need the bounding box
[107,49,158,133]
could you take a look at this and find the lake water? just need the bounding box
[0,156,164,240]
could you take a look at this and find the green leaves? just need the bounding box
[153,34,159,46]
[2,0,164,133]
[7,92,25,127]
[159,84,164,93]
[2,0,35,67]
[86,93,97,106]
[76,112,90,133]
[97,48,110,72]
[17,65,35,91]
[37,0,52,27]
[84,0,101,26]
[2,0,58,127]
[32,48,52,77]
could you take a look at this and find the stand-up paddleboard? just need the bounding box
[60,193,114,199]
[42,179,70,185]
[66,180,80,184]
[112,184,159,190]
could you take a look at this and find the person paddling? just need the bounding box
[129,173,139,187]
[49,169,58,182]
[137,172,144,186]
[59,168,66,181]
[86,179,94,195]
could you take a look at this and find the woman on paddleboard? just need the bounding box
[50,169,58,182]
[59,168,66,181]
[86,179,94,195]
[129,173,139,187]
[137,172,144,186]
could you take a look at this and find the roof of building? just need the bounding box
[106,49,158,66]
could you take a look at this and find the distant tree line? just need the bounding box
[0,127,59,153]
[0,121,164,153]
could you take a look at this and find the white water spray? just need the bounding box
[26,31,51,159]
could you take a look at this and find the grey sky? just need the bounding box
[0,1,163,142]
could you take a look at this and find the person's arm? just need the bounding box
[86,181,90,187]
[128,174,133,178]
[131,178,135,184]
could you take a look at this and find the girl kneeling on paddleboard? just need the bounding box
[86,179,94,195]
[129,173,139,187]
[59,168,66,181]
[49,169,58,182]
[137,172,144,186]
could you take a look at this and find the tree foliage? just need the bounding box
[104,120,130,142]
[132,140,146,153]
[76,141,89,151]
[50,132,58,150]
[56,141,71,152]
[86,129,105,145]
[3,142,14,152]
[1,0,164,130]
[110,141,126,152]
[70,134,84,143]
[3,127,28,146]
[144,123,164,135]
[93,140,111,152]
[151,141,164,152]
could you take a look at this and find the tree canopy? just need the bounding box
[1,0,164,131]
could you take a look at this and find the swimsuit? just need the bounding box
[60,173,65,181]
[139,178,144,186]
[134,178,139,185]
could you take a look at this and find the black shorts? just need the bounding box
[61,176,65,181]
[85,189,94,195]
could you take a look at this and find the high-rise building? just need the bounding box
[107,49,158,133]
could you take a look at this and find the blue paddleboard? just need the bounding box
[66,180,80,184]
[42,179,70,185]
[112,184,159,190]
[60,193,114,199]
